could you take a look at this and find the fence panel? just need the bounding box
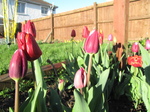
[29,0,150,42]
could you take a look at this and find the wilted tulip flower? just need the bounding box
[74,67,86,89]
[145,40,150,50]
[108,34,113,41]
[127,55,142,67]
[82,26,90,38]
[58,79,65,92]
[22,20,36,37]
[9,49,28,81]
[17,32,42,61]
[131,42,139,53]
[84,30,99,54]
[71,29,76,37]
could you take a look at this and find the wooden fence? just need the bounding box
[30,0,150,42]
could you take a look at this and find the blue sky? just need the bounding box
[45,0,113,13]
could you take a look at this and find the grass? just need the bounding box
[0,41,83,75]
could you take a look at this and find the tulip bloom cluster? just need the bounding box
[127,55,142,67]
[9,20,42,80]
[74,27,100,89]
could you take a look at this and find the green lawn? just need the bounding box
[0,41,83,75]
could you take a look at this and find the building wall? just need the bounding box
[0,0,52,22]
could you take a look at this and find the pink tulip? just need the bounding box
[145,40,150,50]
[131,42,139,53]
[82,26,90,38]
[9,49,28,81]
[22,20,36,37]
[74,67,86,89]
[71,29,76,37]
[17,32,42,61]
[108,34,113,41]
[84,30,99,54]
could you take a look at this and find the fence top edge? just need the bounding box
[54,6,93,17]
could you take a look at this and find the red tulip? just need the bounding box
[74,67,86,89]
[9,49,28,81]
[84,30,99,54]
[71,29,76,37]
[145,40,150,50]
[127,55,142,67]
[82,26,90,38]
[131,42,139,53]
[17,32,42,61]
[22,20,36,37]
[108,34,113,41]
[99,30,104,45]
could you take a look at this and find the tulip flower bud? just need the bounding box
[145,40,150,50]
[84,30,99,54]
[99,30,104,45]
[131,42,139,53]
[58,79,65,92]
[108,34,113,41]
[17,32,42,61]
[74,67,86,89]
[71,29,76,37]
[22,20,36,37]
[9,49,28,81]
[82,26,90,38]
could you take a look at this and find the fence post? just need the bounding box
[93,2,98,30]
[113,0,129,68]
[50,13,54,42]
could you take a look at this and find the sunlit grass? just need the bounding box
[0,42,83,75]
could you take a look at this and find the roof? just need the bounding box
[19,0,58,8]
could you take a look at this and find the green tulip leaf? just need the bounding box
[87,86,104,112]
[23,82,41,112]
[96,68,110,91]
[77,56,84,67]
[72,90,90,112]
[49,88,64,112]
[139,43,150,68]
[9,107,14,112]
[34,59,48,112]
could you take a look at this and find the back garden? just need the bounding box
[0,25,149,112]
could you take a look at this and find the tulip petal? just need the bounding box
[74,67,86,89]
[9,49,27,80]
[84,30,99,54]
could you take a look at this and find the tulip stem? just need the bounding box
[71,37,74,55]
[80,88,83,94]
[31,61,36,88]
[87,54,93,88]
[14,80,19,112]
